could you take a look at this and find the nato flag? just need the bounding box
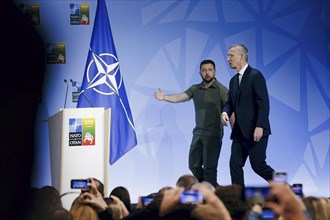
[77,0,137,164]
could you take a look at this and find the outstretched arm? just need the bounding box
[153,88,189,103]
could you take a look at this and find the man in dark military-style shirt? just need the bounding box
[154,59,232,187]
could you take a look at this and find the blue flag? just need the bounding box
[77,0,137,165]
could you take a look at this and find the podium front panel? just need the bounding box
[48,107,111,209]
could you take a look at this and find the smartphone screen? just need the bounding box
[180,190,203,204]
[70,179,91,189]
[272,171,287,183]
[141,196,153,206]
[262,208,275,220]
[292,183,303,199]
[244,186,270,205]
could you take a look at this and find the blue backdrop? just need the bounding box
[17,0,329,201]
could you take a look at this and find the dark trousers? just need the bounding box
[188,134,222,187]
[230,125,274,186]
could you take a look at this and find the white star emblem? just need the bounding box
[81,49,122,96]
[80,49,136,132]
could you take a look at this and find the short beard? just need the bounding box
[202,76,214,83]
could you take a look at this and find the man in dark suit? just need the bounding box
[221,43,274,186]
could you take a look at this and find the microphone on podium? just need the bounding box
[63,79,69,109]
[70,79,94,107]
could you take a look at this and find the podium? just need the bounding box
[48,107,111,209]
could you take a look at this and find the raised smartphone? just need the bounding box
[272,171,287,183]
[292,183,303,199]
[180,190,203,204]
[70,179,91,189]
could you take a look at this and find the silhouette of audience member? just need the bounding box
[1,1,45,219]
[70,198,99,220]
[81,177,105,198]
[22,174,329,220]
[303,196,330,220]
[131,179,322,220]
[94,178,105,197]
[215,184,249,220]
[145,186,174,217]
[159,185,231,219]
[190,184,231,220]
[161,203,197,220]
[122,208,154,220]
[48,207,73,220]
[110,186,132,212]
[176,174,199,190]
[158,186,174,195]
[26,186,63,220]
[39,185,63,209]
[123,185,174,219]
[191,181,215,192]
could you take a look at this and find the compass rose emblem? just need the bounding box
[81,50,122,97]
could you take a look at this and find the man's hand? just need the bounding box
[153,88,165,101]
[221,112,229,126]
[254,127,263,142]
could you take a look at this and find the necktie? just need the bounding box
[235,73,240,104]
[238,73,242,86]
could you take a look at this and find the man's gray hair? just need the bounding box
[229,43,248,61]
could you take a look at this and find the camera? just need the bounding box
[70,179,91,189]
[292,183,303,199]
[272,171,287,183]
[180,190,203,204]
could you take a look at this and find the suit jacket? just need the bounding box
[223,65,271,140]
